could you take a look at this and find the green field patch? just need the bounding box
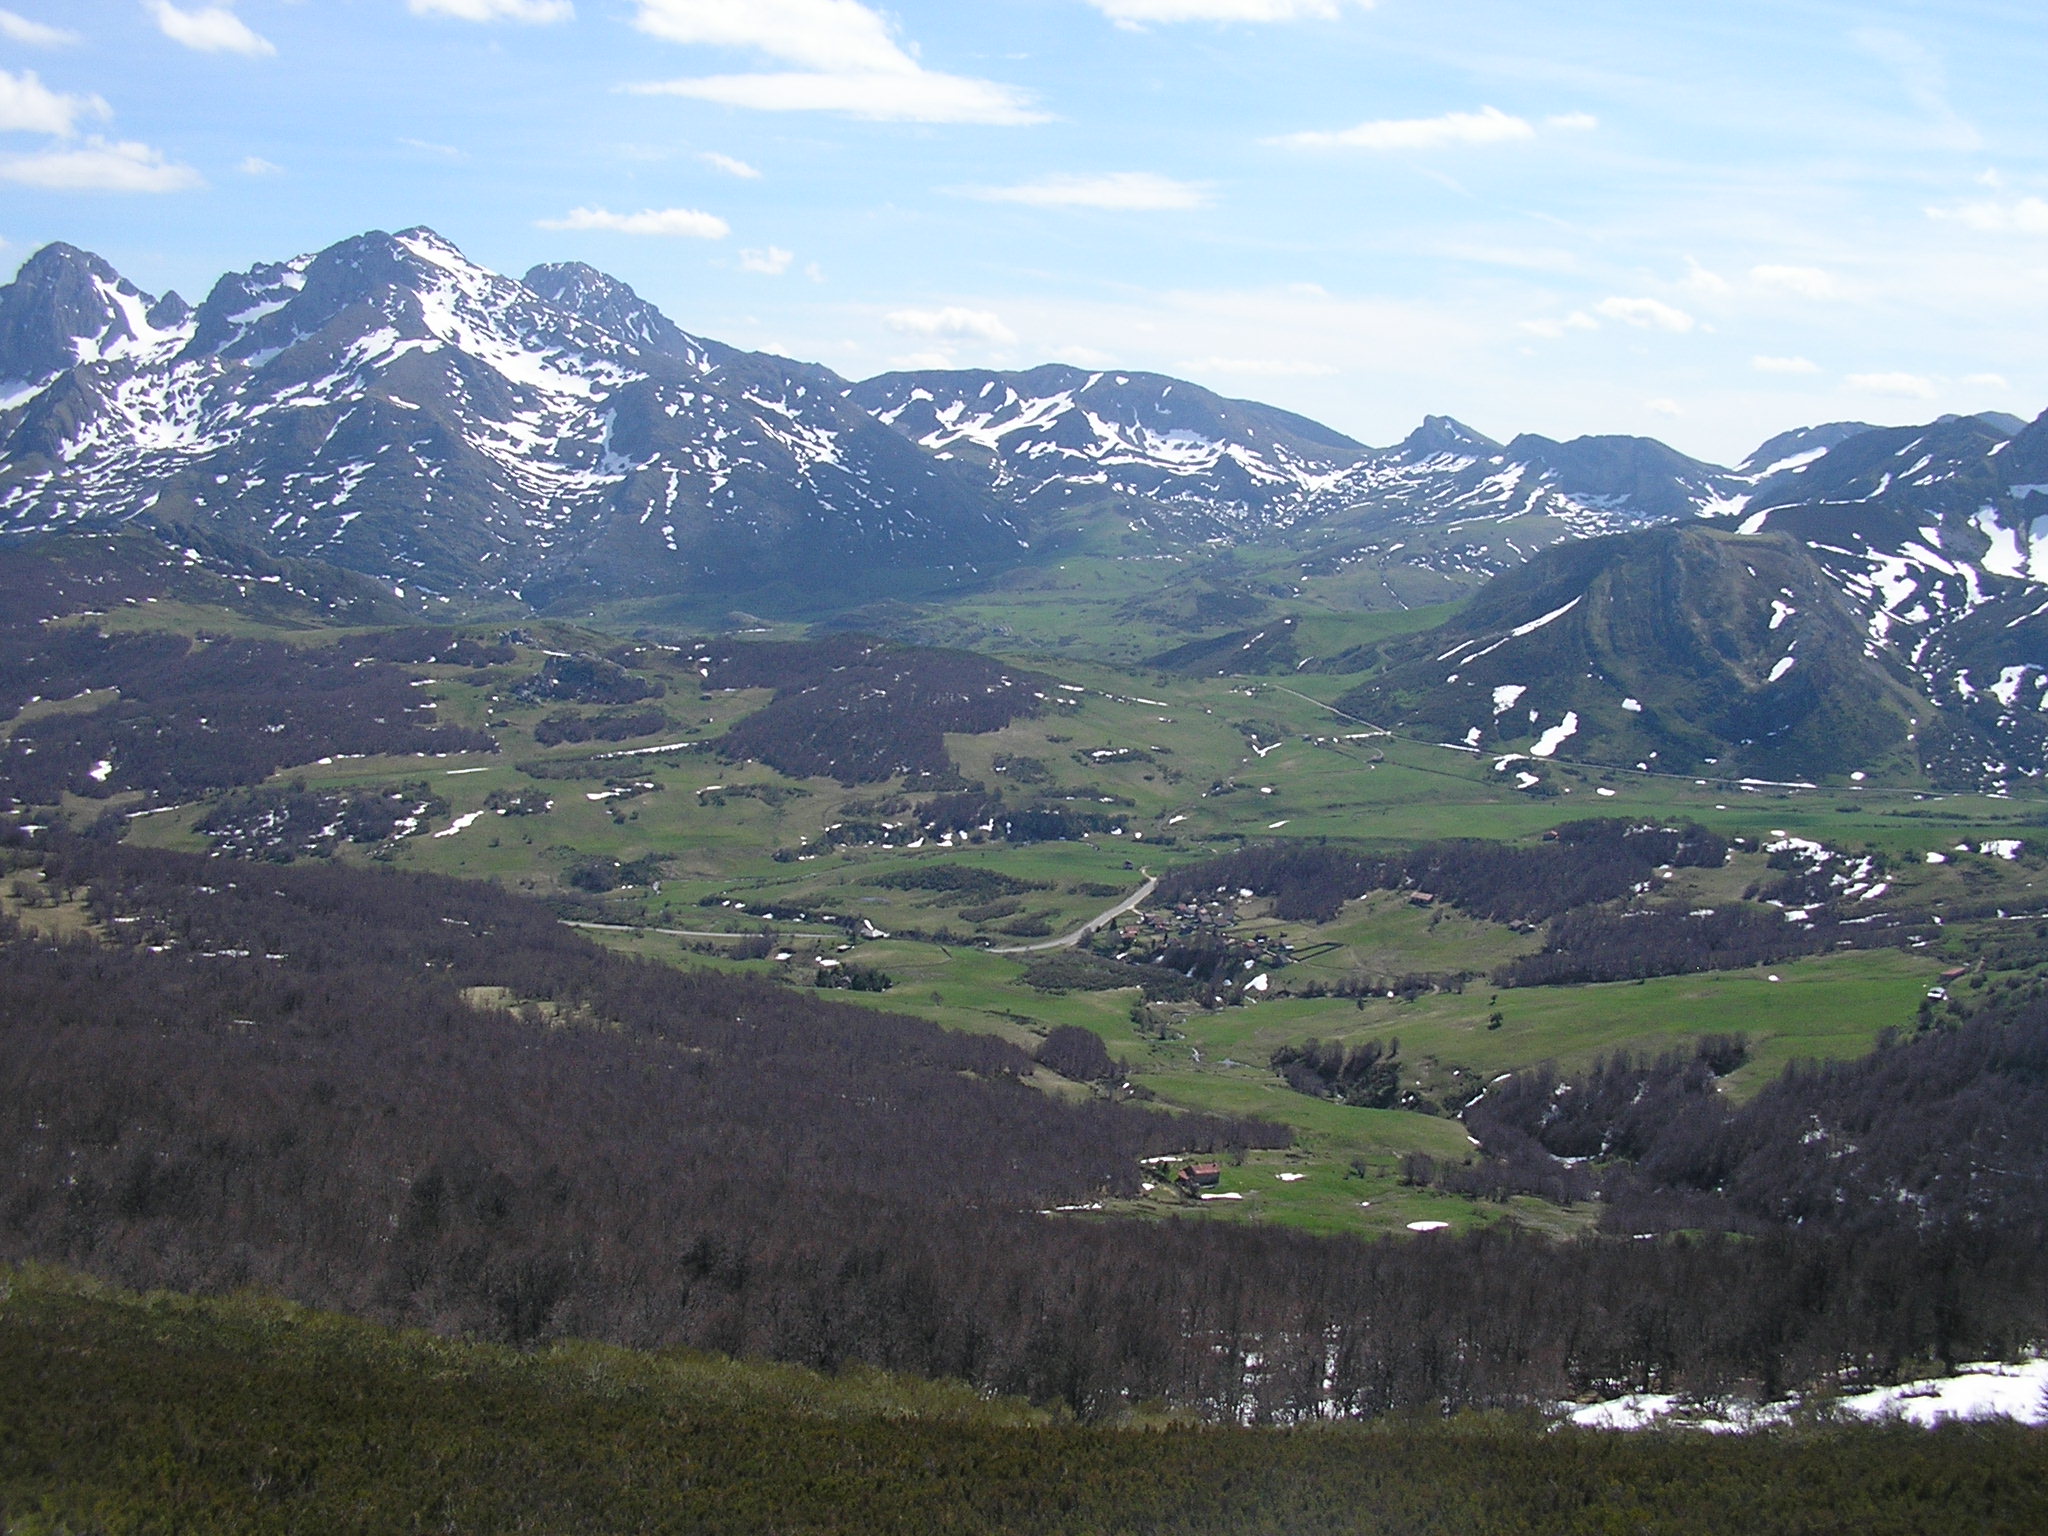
[1195,948,1942,1102]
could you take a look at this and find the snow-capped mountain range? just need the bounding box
[1329,408,2048,792]
[0,228,1958,600]
[848,364,1371,531]
[0,227,2044,784]
[0,230,1021,611]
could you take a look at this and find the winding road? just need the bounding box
[988,873,1158,955]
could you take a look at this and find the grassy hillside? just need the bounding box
[7,1268,2047,1536]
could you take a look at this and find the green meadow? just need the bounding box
[101,603,2048,1239]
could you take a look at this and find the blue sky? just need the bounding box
[2,0,2045,462]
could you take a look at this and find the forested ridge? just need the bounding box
[703,634,1050,785]
[1155,822,1927,986]
[0,624,494,808]
[1154,820,1730,927]
[1434,997,2048,1242]
[8,1269,2048,1536]
[6,832,2048,1421]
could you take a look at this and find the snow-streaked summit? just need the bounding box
[850,364,1372,532]
[0,230,1020,610]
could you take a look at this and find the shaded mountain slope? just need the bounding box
[1338,525,1930,784]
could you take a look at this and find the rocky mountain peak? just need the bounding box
[0,242,188,393]
[1393,415,1500,462]
[521,261,705,367]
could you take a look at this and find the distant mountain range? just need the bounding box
[2,228,2044,788]
[0,231,1021,612]
[1336,406,2048,791]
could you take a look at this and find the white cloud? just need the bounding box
[398,136,467,160]
[634,0,908,73]
[1679,258,1731,296]
[967,171,1211,211]
[1928,196,2048,234]
[1271,105,1535,151]
[630,71,1041,124]
[923,282,1484,448]
[1084,0,1369,24]
[1593,295,1695,332]
[1545,111,1598,131]
[1750,264,1837,299]
[1518,311,1596,339]
[1052,344,1117,368]
[1645,397,1683,417]
[699,150,760,178]
[0,9,77,46]
[1752,355,1820,375]
[145,2,276,57]
[537,205,730,237]
[408,0,574,21]
[1180,354,1337,377]
[237,155,281,175]
[0,137,203,192]
[739,245,793,274]
[627,0,1040,123]
[1847,371,1937,399]
[885,306,1016,343]
[1964,372,2010,390]
[0,69,109,137]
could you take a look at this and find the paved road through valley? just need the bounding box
[988,874,1158,955]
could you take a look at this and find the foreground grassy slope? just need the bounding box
[7,1268,2047,1536]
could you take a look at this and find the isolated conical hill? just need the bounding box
[1338,524,1929,784]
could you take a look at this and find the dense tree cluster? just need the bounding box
[531,706,672,747]
[1446,1007,2048,1244]
[918,790,1125,845]
[194,782,449,861]
[563,853,667,892]
[1270,1037,1404,1108]
[1022,952,1203,1002]
[0,530,402,629]
[1155,820,1727,926]
[6,833,2046,1420]
[1036,1024,1119,1084]
[0,626,494,807]
[515,654,665,706]
[813,962,893,992]
[1494,902,1910,988]
[704,635,1048,785]
[863,866,1051,900]
[1068,926,1276,1009]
